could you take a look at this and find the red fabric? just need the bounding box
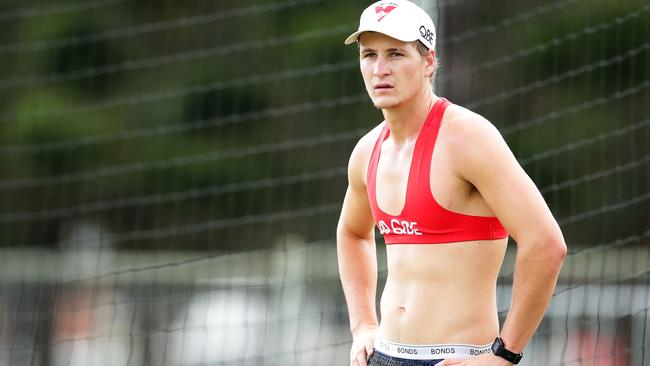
[366,98,508,244]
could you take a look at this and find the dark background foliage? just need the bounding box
[0,0,647,252]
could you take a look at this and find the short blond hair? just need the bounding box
[411,40,438,81]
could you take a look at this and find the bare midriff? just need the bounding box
[378,238,508,345]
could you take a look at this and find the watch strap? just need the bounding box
[491,337,523,364]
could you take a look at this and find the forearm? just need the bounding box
[337,230,379,335]
[499,237,566,353]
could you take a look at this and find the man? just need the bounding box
[336,1,567,365]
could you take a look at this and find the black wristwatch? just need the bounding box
[491,337,523,364]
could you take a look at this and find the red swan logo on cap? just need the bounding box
[375,4,397,21]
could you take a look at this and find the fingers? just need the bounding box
[349,330,376,366]
[365,341,374,357]
[355,350,369,366]
[350,347,370,366]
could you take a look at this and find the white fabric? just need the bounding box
[344,0,436,50]
[374,336,493,360]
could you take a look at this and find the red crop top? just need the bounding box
[366,98,509,244]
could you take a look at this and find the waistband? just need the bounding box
[374,337,493,360]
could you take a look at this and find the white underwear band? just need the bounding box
[374,337,493,360]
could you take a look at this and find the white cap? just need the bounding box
[344,0,436,50]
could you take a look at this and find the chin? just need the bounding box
[371,97,401,110]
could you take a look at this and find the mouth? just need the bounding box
[373,83,394,90]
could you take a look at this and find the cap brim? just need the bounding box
[344,30,363,45]
[344,28,417,45]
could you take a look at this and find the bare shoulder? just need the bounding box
[440,104,565,247]
[440,104,518,180]
[441,104,505,147]
[347,122,384,188]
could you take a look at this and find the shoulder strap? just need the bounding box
[366,124,390,209]
[406,98,451,201]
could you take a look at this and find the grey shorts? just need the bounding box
[368,350,443,366]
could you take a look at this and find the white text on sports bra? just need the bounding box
[378,219,422,236]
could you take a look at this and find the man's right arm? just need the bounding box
[337,134,379,366]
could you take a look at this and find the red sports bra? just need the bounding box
[366,98,508,244]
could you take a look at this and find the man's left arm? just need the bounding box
[439,113,567,366]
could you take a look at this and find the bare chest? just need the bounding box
[373,138,482,216]
[374,143,415,216]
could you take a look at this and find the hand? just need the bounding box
[437,354,513,366]
[349,326,377,366]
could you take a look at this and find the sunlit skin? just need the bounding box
[339,30,566,366]
[346,33,512,366]
[358,32,435,114]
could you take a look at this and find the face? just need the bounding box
[358,32,434,110]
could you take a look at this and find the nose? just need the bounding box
[373,55,391,77]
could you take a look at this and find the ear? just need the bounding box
[424,50,436,78]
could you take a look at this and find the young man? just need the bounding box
[336,1,567,365]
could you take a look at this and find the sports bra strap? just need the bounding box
[365,97,508,244]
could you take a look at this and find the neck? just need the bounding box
[382,89,437,144]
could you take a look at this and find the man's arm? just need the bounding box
[337,135,379,366]
[444,112,567,364]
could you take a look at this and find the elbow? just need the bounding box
[553,242,567,269]
[337,220,374,248]
[518,229,567,269]
[546,233,567,269]
[336,220,349,245]
[336,221,356,247]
